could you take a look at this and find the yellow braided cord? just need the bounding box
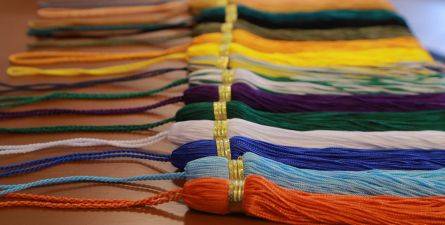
[9,45,188,66]
[7,53,187,76]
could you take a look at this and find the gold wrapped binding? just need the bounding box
[228,158,244,181]
[222,69,234,84]
[228,158,244,211]
[213,101,227,120]
[219,43,230,57]
[225,4,238,23]
[221,22,233,33]
[216,137,231,158]
[219,32,232,56]
[221,31,233,45]
[218,84,231,102]
[213,120,228,139]
[229,179,244,203]
[217,56,230,69]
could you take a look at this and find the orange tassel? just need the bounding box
[183,177,229,214]
[2,175,445,225]
[184,175,445,225]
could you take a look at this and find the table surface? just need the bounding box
[0,1,280,224]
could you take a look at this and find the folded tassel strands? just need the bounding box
[3,81,445,119]
[195,6,407,29]
[175,101,445,131]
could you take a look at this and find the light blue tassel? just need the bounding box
[186,153,445,197]
[0,172,185,195]
[2,152,445,197]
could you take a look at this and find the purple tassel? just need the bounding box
[183,83,445,112]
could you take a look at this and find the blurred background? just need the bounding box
[390,0,445,61]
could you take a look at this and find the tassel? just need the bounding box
[194,31,422,53]
[188,53,438,79]
[171,136,445,170]
[3,135,445,177]
[188,42,432,68]
[193,20,413,41]
[2,118,445,154]
[19,95,445,133]
[3,134,445,176]
[8,79,445,118]
[183,177,229,214]
[183,83,445,112]
[175,101,445,131]
[11,78,445,119]
[3,152,445,197]
[185,175,445,225]
[168,119,445,150]
[195,6,407,29]
[188,68,445,95]
[193,32,424,53]
[2,175,445,224]
[190,0,395,13]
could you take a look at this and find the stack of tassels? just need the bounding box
[1,0,445,224]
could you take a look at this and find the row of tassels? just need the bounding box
[1,0,445,225]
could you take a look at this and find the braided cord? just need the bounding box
[0,149,171,177]
[0,190,183,209]
[0,117,174,134]
[0,173,185,195]
[10,44,188,66]
[0,78,187,109]
[7,53,187,77]
[38,0,174,8]
[28,22,188,37]
[0,96,182,119]
[0,131,168,155]
[0,67,185,94]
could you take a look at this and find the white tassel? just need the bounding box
[169,119,445,150]
[2,119,444,155]
[188,68,445,95]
